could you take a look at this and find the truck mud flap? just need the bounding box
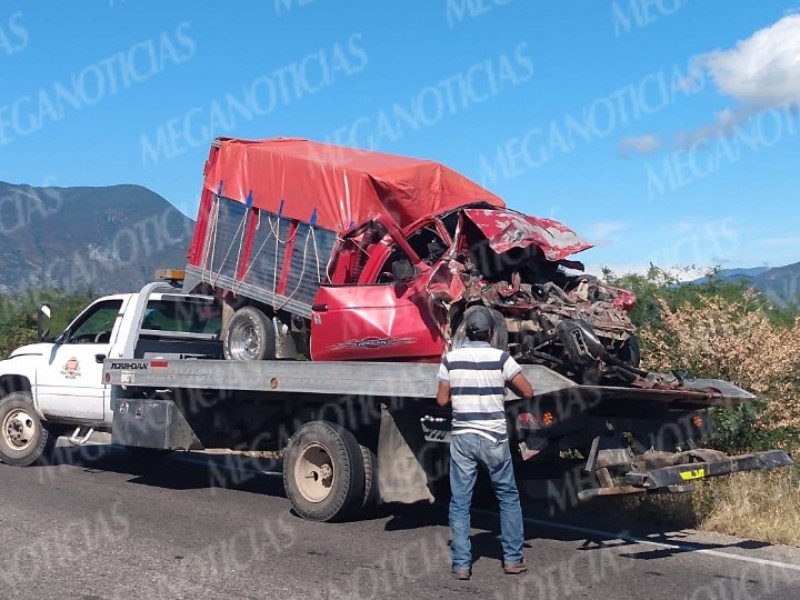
[377,407,436,504]
[578,449,793,500]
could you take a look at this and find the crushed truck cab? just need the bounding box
[182,138,644,388]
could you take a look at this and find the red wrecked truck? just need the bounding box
[182,137,641,386]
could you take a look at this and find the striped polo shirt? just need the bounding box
[437,341,523,442]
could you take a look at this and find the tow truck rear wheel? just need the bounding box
[0,391,57,467]
[360,444,379,509]
[283,421,365,522]
[223,306,276,361]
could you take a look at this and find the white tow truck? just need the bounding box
[0,275,220,466]
[0,275,792,522]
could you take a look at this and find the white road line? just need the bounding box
[473,508,800,573]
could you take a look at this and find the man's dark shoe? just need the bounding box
[451,567,471,580]
[503,561,528,575]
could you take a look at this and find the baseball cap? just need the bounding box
[465,307,493,334]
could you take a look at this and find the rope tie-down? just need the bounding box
[231,199,325,312]
[209,204,249,289]
[199,183,223,285]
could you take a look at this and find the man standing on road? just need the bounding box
[436,306,534,580]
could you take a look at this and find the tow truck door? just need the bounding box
[36,298,127,422]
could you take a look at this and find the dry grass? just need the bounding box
[609,470,800,547]
[692,470,800,546]
[641,291,800,429]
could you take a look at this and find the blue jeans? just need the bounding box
[448,432,524,569]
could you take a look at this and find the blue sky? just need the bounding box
[1,0,799,276]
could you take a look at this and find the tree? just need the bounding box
[0,288,96,358]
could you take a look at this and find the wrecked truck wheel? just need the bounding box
[0,392,57,467]
[618,334,641,368]
[451,305,508,351]
[223,306,276,361]
[283,421,365,522]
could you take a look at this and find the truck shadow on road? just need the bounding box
[382,495,772,564]
[42,442,288,498]
[39,442,773,563]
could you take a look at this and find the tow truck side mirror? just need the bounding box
[37,304,52,342]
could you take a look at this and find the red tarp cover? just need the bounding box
[204,138,505,232]
[463,208,593,260]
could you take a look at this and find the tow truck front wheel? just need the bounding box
[0,392,57,467]
[283,421,365,522]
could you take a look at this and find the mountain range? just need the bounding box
[691,264,800,307]
[0,181,195,296]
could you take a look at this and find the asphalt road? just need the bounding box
[1,443,799,600]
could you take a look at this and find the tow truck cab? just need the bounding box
[0,278,220,464]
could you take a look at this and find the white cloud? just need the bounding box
[584,263,709,282]
[672,15,800,147]
[674,111,746,149]
[619,135,661,158]
[700,15,800,108]
[623,15,800,151]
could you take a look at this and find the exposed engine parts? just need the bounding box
[451,254,644,385]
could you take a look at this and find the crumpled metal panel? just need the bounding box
[464,208,593,260]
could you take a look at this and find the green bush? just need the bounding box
[603,265,800,457]
[0,288,96,358]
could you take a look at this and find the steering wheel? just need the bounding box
[93,331,111,344]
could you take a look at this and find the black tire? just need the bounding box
[223,306,276,361]
[283,421,365,522]
[0,391,57,467]
[360,444,379,509]
[618,334,641,368]
[451,305,508,351]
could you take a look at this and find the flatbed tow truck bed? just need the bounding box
[104,358,757,406]
[103,358,793,520]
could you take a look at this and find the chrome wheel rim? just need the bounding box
[228,321,260,360]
